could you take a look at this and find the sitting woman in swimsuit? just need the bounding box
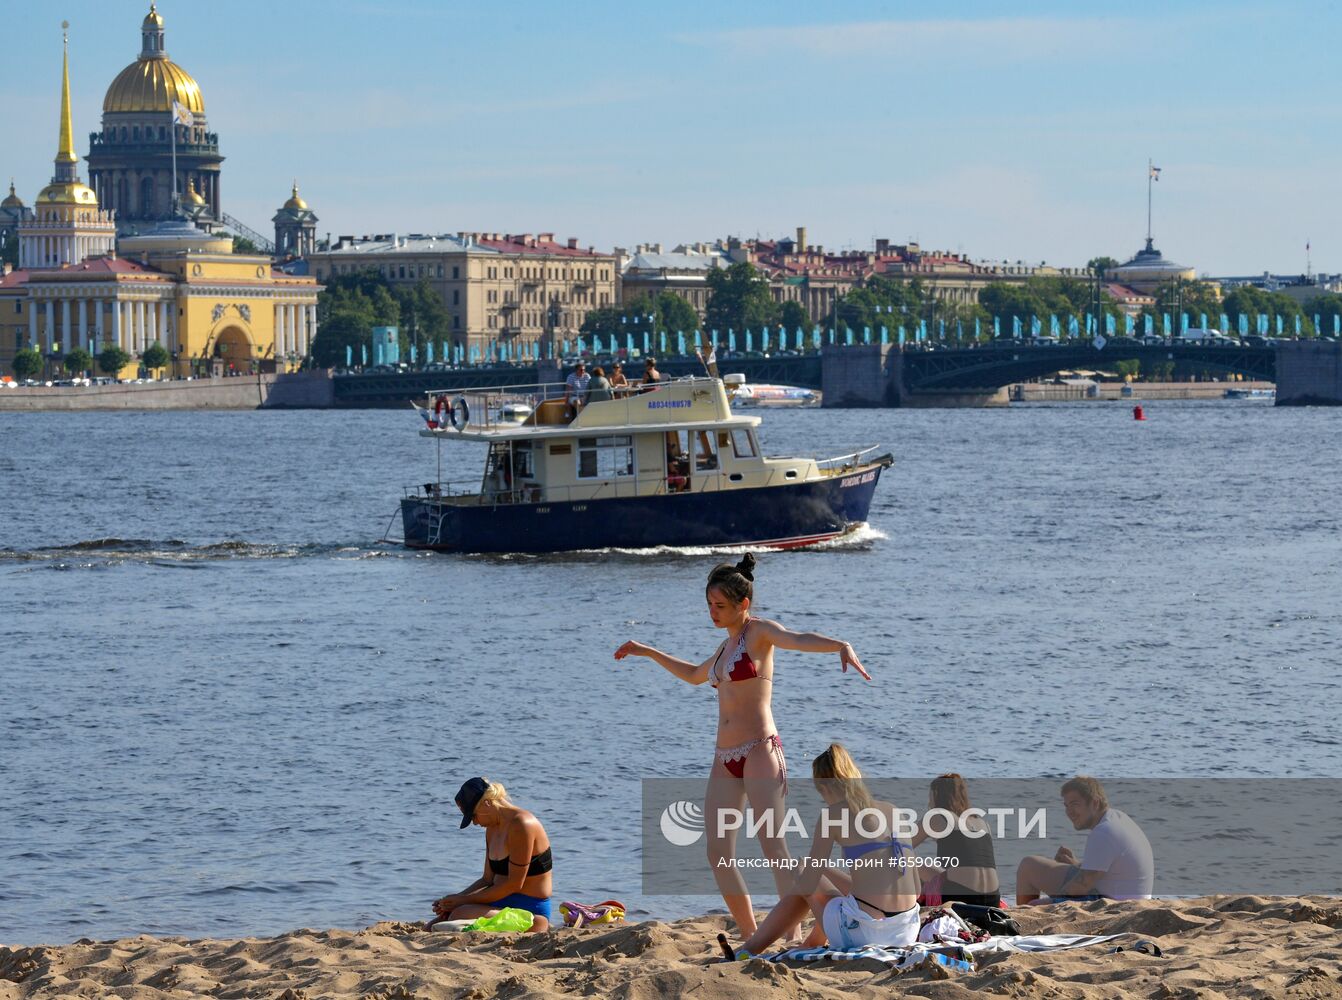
[427,777,553,932]
[720,744,920,959]
[614,554,870,939]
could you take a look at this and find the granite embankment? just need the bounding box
[0,372,333,410]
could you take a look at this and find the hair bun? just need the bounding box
[735,553,756,580]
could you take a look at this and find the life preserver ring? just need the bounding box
[432,394,450,429]
[449,395,470,431]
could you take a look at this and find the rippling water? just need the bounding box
[2,401,1340,943]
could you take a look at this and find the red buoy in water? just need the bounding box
[1133,405,1145,421]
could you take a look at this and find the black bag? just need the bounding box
[947,901,1021,937]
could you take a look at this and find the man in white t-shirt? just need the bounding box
[1015,776,1154,905]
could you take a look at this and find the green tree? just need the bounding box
[579,306,623,339]
[395,279,449,358]
[310,312,372,368]
[1087,256,1120,276]
[779,300,809,337]
[1304,293,1342,337]
[230,234,261,255]
[1115,359,1140,380]
[655,291,701,339]
[1222,286,1308,336]
[12,347,42,380]
[142,342,170,374]
[64,348,93,375]
[98,346,132,376]
[1151,279,1222,329]
[705,262,780,334]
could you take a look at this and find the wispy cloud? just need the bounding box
[678,15,1151,61]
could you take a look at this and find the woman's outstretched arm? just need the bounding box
[614,640,716,685]
[754,620,871,680]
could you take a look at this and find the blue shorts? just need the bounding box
[493,892,552,921]
[1049,866,1103,903]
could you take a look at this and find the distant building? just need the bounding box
[615,243,730,317]
[306,232,617,354]
[1213,271,1342,305]
[1106,238,1197,295]
[1,182,34,259]
[85,3,224,232]
[273,183,318,258]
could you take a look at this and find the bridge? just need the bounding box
[328,340,1342,408]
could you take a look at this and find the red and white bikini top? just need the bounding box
[710,618,762,688]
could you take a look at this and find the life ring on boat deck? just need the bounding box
[432,394,450,428]
[449,395,470,431]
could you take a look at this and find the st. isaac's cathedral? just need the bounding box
[1,5,320,379]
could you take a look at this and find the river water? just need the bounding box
[2,400,1340,943]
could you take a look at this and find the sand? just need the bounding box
[3,896,1341,999]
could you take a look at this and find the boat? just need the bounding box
[1223,387,1275,400]
[729,382,821,407]
[400,376,892,553]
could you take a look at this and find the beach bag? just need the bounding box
[559,900,626,928]
[918,907,988,944]
[947,901,1020,937]
[464,907,534,933]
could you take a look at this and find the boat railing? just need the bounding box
[421,376,725,432]
[816,446,882,472]
[404,462,744,508]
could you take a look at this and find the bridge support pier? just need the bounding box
[821,344,1010,407]
[1276,341,1342,405]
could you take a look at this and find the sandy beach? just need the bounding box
[3,896,1340,999]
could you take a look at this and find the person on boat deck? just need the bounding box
[697,340,719,379]
[642,357,663,387]
[614,554,870,940]
[564,361,591,416]
[428,777,554,931]
[585,366,613,404]
[723,744,920,958]
[909,773,1001,908]
[1015,776,1154,905]
[609,362,629,390]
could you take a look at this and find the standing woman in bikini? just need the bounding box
[614,553,870,938]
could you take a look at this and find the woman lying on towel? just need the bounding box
[427,777,554,932]
[720,744,920,959]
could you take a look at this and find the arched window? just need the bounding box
[139,175,155,216]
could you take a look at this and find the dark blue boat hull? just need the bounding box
[400,457,891,553]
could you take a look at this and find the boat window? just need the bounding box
[513,443,533,478]
[731,429,757,459]
[665,431,690,493]
[577,435,633,479]
[695,430,718,472]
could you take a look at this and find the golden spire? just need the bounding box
[57,20,77,164]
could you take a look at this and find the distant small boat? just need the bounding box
[730,383,821,408]
[1224,387,1275,400]
[498,401,534,421]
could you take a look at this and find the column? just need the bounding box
[307,303,318,356]
[147,300,158,348]
[91,300,102,354]
[112,298,122,352]
[296,304,308,356]
[28,299,38,347]
[78,298,88,350]
[60,300,71,355]
[158,301,170,354]
[284,304,294,358]
[136,301,147,353]
[45,300,55,353]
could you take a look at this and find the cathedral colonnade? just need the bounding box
[29,286,177,357]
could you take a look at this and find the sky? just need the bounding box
[3,0,1338,275]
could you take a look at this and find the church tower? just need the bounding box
[86,3,224,231]
[272,182,318,258]
[18,23,116,270]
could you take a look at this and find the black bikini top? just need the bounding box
[488,846,553,877]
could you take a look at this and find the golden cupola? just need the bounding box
[283,183,309,213]
[103,2,205,115]
[2,180,24,210]
[37,26,98,208]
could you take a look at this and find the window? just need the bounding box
[437,265,444,278]
[14,301,21,314]
[453,266,459,279]
[695,431,719,472]
[453,316,460,329]
[452,290,459,305]
[730,429,757,458]
[577,435,633,479]
[398,266,406,279]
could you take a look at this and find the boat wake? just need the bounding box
[0,538,399,567]
[467,523,889,564]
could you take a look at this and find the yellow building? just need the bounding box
[1,25,319,379]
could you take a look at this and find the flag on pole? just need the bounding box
[172,100,194,127]
[1149,164,1161,180]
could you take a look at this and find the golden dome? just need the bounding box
[283,182,308,212]
[104,56,204,114]
[2,180,23,209]
[185,177,206,206]
[37,181,98,206]
[143,3,164,29]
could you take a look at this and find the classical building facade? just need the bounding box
[306,232,617,353]
[85,3,223,232]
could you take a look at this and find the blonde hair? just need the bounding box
[812,743,874,814]
[480,780,512,807]
[1061,776,1108,810]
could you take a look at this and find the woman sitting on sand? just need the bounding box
[720,744,920,958]
[911,773,1002,908]
[428,778,553,932]
[615,555,870,940]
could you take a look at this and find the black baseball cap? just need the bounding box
[456,777,490,828]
